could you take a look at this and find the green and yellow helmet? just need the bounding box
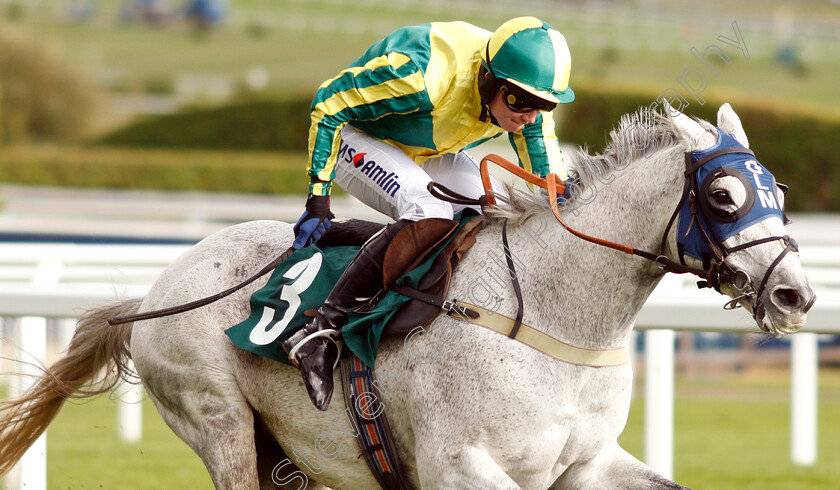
[481,17,574,105]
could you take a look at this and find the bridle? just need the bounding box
[661,139,798,326]
[430,132,797,328]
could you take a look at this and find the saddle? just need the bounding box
[321,215,484,335]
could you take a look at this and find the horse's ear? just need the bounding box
[663,100,716,151]
[717,103,749,148]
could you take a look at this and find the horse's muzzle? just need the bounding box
[759,283,817,336]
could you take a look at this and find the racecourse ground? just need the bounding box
[1,366,835,489]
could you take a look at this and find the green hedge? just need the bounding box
[96,99,311,151]
[558,87,840,212]
[93,90,839,211]
[0,22,103,143]
[0,146,325,194]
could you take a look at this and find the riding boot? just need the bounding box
[283,219,412,411]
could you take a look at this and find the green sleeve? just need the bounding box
[306,54,432,195]
[507,112,569,180]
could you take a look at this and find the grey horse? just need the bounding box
[0,104,814,489]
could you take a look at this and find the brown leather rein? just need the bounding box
[429,152,798,328]
[468,154,720,284]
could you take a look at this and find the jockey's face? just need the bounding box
[489,89,540,133]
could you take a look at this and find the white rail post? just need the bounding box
[3,318,22,490]
[645,329,675,480]
[57,318,76,355]
[117,360,144,443]
[18,316,47,490]
[17,259,63,490]
[791,332,818,466]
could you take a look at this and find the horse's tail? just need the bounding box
[0,297,143,476]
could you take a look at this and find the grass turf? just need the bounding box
[1,367,838,488]
[44,393,212,489]
[619,368,840,490]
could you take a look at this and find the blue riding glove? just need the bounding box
[293,194,334,249]
[555,177,578,206]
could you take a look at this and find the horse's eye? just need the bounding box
[712,189,732,206]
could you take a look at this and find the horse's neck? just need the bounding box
[503,148,685,350]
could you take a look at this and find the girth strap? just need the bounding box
[390,284,479,319]
[339,352,413,490]
[446,302,630,367]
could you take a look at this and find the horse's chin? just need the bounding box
[757,310,806,338]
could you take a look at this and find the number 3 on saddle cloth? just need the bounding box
[225,210,483,369]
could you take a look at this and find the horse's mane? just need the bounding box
[486,106,711,223]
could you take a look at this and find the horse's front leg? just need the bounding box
[550,442,690,490]
[416,444,522,490]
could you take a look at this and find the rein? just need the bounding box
[108,246,297,325]
[111,145,794,330]
[431,154,717,284]
[432,150,796,326]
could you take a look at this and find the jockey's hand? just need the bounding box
[293,194,334,249]
[555,177,578,206]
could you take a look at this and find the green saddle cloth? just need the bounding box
[225,211,478,368]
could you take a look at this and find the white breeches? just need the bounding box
[334,125,506,222]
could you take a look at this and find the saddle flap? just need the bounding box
[384,216,484,335]
[382,218,459,289]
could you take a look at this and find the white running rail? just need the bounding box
[0,242,838,488]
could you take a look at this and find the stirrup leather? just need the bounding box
[287,329,343,370]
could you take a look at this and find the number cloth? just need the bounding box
[225,211,479,368]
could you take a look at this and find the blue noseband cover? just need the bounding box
[677,129,786,261]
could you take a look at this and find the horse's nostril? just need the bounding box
[773,288,801,309]
[803,290,817,314]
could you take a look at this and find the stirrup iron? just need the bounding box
[287,329,343,370]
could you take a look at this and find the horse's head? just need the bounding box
[666,102,816,336]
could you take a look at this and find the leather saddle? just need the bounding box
[319,216,484,335]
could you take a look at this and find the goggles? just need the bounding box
[499,81,557,113]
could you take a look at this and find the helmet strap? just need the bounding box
[480,105,499,127]
[478,42,501,126]
[478,66,499,125]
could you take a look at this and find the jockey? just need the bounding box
[283,17,576,410]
